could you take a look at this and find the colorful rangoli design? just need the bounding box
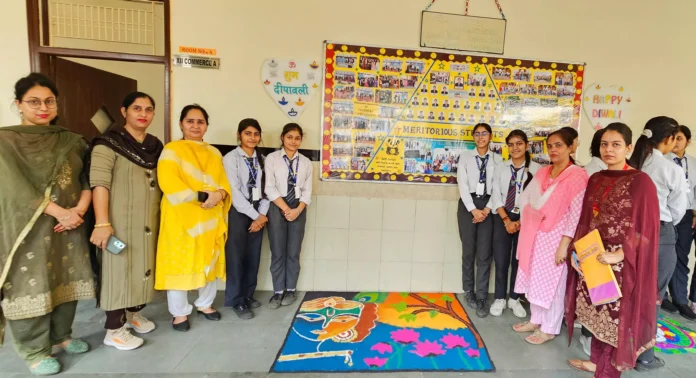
[270,292,494,372]
[655,316,696,354]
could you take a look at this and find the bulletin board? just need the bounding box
[320,41,586,184]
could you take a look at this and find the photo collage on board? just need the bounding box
[329,51,579,173]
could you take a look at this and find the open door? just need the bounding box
[49,58,137,142]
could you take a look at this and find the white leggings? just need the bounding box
[167,281,217,317]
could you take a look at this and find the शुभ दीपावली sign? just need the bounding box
[172,54,221,69]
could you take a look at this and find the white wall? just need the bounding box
[0,0,30,125]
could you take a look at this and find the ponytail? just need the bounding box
[628,116,679,170]
[523,150,533,189]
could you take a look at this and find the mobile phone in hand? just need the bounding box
[198,191,209,202]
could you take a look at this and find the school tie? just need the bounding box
[246,157,258,207]
[674,157,683,168]
[284,157,296,204]
[504,167,522,212]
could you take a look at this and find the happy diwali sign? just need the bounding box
[583,83,631,129]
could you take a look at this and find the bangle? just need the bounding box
[94,223,111,228]
[502,216,510,223]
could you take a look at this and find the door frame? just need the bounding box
[25,0,172,142]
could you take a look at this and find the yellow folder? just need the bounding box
[573,229,622,305]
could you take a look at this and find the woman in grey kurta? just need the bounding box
[89,92,163,351]
[1,73,94,376]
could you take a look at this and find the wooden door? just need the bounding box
[49,58,137,142]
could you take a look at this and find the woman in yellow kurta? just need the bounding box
[155,104,231,332]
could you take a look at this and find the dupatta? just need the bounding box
[517,165,588,273]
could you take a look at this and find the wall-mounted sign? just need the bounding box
[178,46,217,56]
[420,11,506,54]
[261,58,320,119]
[173,55,220,69]
[582,83,631,130]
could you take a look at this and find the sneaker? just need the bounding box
[282,291,297,306]
[245,297,262,309]
[677,304,696,321]
[125,311,156,334]
[269,293,283,309]
[233,304,254,320]
[489,299,506,317]
[692,302,696,314]
[476,299,489,318]
[104,326,144,351]
[508,298,527,318]
[661,298,678,314]
[634,356,665,372]
[579,335,592,357]
[464,291,478,309]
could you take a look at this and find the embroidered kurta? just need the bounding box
[154,140,231,291]
[566,170,660,371]
[0,126,95,333]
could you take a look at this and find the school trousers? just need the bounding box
[492,212,520,300]
[667,212,693,305]
[224,207,263,307]
[267,201,306,292]
[458,195,494,300]
[638,222,677,363]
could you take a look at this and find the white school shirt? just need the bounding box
[222,147,270,220]
[457,149,503,211]
[641,149,688,224]
[491,159,542,212]
[584,156,608,177]
[666,152,696,210]
[264,149,313,205]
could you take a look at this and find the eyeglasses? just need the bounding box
[22,98,57,109]
[473,132,490,138]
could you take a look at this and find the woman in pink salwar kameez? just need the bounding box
[512,128,589,345]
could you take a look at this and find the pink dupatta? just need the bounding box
[517,165,588,273]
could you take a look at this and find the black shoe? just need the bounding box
[634,356,665,372]
[464,291,478,309]
[245,297,262,309]
[476,299,489,318]
[661,299,679,314]
[197,309,222,321]
[677,304,696,321]
[269,293,283,309]
[281,291,297,306]
[172,317,190,332]
[233,304,254,320]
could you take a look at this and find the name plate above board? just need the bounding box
[173,55,221,69]
[420,11,506,54]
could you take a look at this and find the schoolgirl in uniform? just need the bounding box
[222,118,269,319]
[629,116,687,371]
[457,123,503,318]
[265,123,313,309]
[663,125,696,320]
[489,130,540,318]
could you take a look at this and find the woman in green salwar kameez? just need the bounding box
[0,73,95,376]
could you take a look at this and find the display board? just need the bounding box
[320,42,585,184]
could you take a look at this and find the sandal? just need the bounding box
[512,321,539,333]
[525,329,555,345]
[567,359,596,373]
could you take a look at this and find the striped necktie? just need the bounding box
[504,167,522,212]
[284,156,296,204]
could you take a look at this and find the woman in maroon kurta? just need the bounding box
[566,123,660,377]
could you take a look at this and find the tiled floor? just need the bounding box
[1,291,693,377]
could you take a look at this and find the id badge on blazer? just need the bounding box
[475,182,485,196]
[252,187,261,201]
